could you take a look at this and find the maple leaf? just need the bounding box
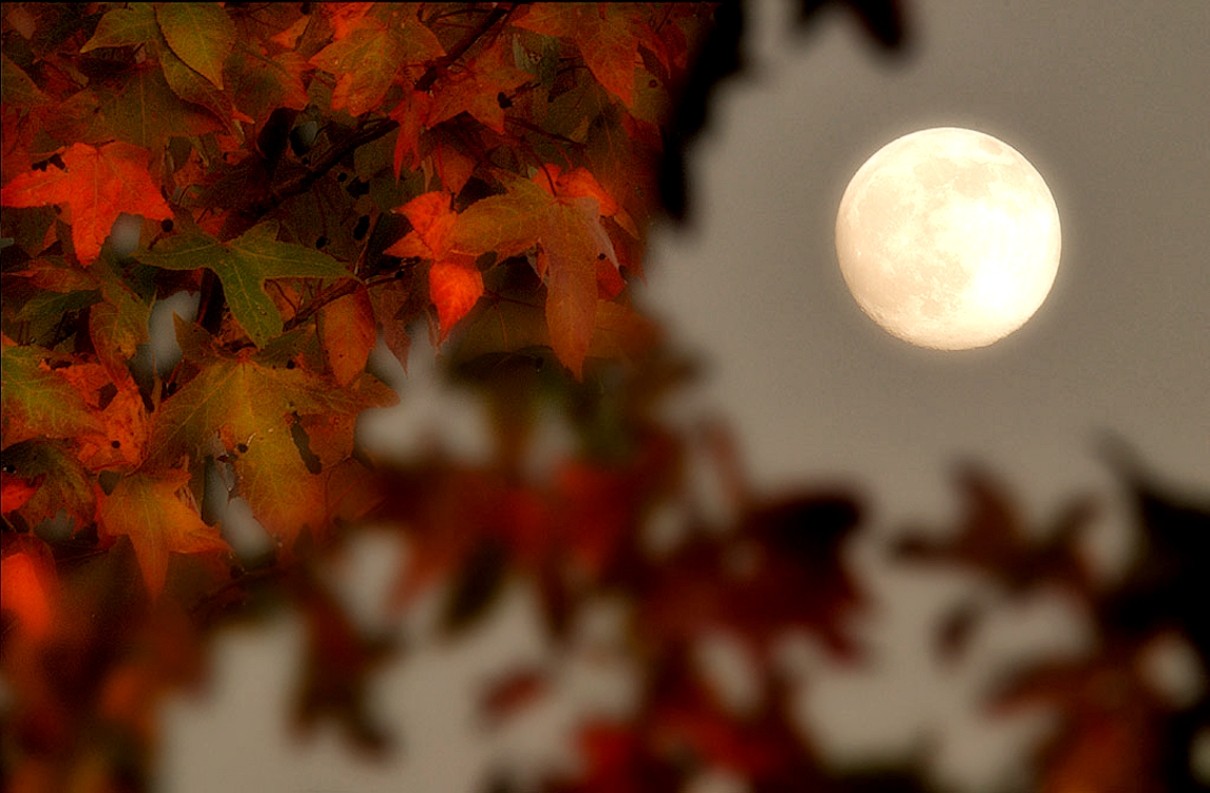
[1,53,50,108]
[154,4,236,89]
[427,41,532,134]
[513,5,647,107]
[318,284,377,386]
[55,361,149,472]
[310,8,444,117]
[81,4,246,134]
[386,191,458,260]
[80,5,160,52]
[427,260,485,339]
[159,46,248,131]
[1,343,104,448]
[388,90,432,175]
[147,343,395,543]
[893,464,1097,659]
[99,63,223,152]
[137,222,351,347]
[0,441,95,533]
[0,470,42,516]
[88,270,153,381]
[225,44,311,128]
[97,469,230,597]
[442,170,622,376]
[385,191,483,338]
[0,142,172,265]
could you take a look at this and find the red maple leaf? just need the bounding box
[513,5,648,107]
[427,41,532,134]
[0,142,171,265]
[385,191,484,339]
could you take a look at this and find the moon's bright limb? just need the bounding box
[835,127,1061,350]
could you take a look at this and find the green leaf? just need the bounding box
[0,54,49,107]
[138,223,351,347]
[148,354,395,541]
[225,44,310,125]
[1,345,103,449]
[80,3,159,52]
[14,288,100,324]
[155,3,235,89]
[101,63,221,150]
[449,176,551,257]
[2,440,96,531]
[90,268,152,377]
[159,45,238,130]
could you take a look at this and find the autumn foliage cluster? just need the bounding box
[2,3,1209,793]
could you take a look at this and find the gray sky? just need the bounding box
[643,0,1210,783]
[649,0,1209,529]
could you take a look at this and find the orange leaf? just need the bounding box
[385,191,456,260]
[427,41,531,134]
[310,8,443,117]
[444,172,618,376]
[0,470,43,514]
[0,142,171,264]
[98,469,229,597]
[389,91,432,175]
[319,284,377,386]
[513,5,643,107]
[0,548,55,641]
[429,259,484,340]
[554,167,620,216]
[56,363,150,472]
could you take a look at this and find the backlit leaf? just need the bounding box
[428,259,484,340]
[318,285,377,385]
[0,142,172,265]
[98,468,229,597]
[1,344,104,448]
[309,9,443,117]
[148,350,395,542]
[513,5,644,107]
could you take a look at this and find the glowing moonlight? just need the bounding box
[835,127,1061,350]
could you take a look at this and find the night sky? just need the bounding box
[650,0,1208,538]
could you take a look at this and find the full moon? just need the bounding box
[835,127,1061,350]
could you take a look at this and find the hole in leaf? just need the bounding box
[161,218,174,233]
[97,382,118,409]
[315,236,328,249]
[289,419,322,475]
[352,215,370,241]
[110,440,121,449]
